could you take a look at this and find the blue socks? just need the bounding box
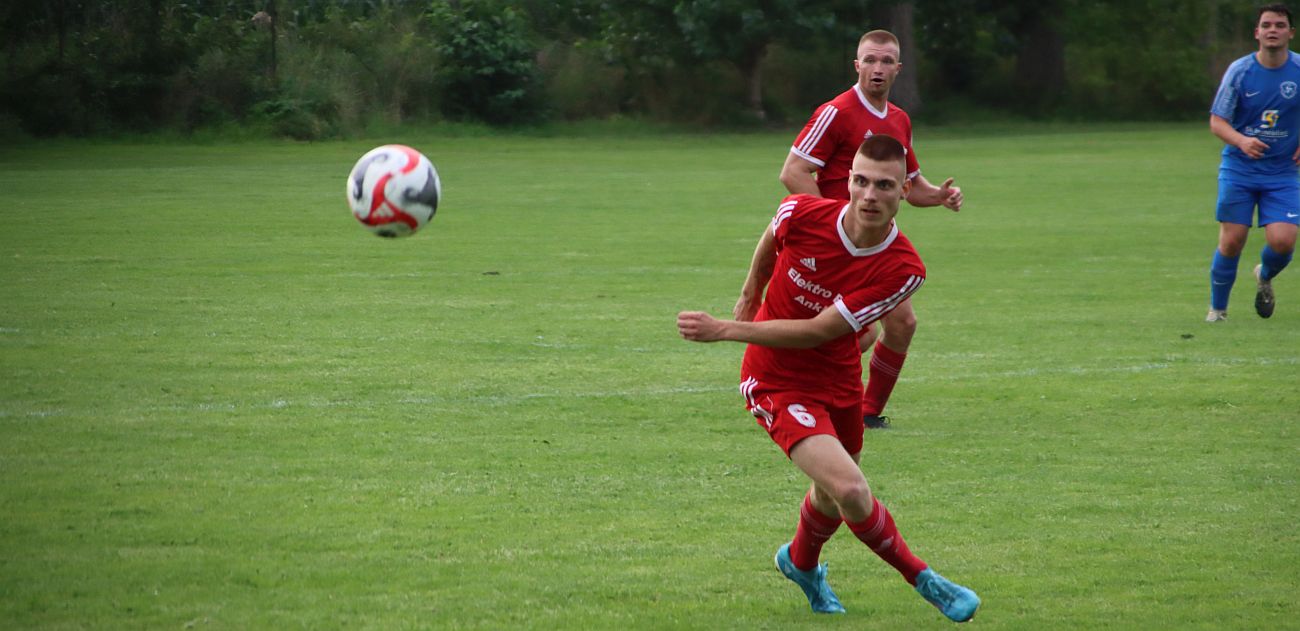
[1213,245,1293,309]
[1211,250,1239,310]
[1260,244,1293,281]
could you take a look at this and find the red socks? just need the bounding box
[789,493,842,571]
[845,497,927,585]
[789,492,928,587]
[862,341,906,416]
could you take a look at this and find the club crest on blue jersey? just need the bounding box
[1283,81,1298,99]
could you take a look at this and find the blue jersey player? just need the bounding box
[1207,3,1300,321]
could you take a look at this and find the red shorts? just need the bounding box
[740,375,863,457]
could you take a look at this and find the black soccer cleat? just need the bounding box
[863,415,891,429]
[1254,264,1275,319]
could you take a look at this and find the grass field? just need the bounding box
[1,122,1297,629]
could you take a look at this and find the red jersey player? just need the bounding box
[776,30,964,431]
[677,135,979,623]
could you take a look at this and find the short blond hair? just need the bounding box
[857,30,900,58]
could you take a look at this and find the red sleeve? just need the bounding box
[832,269,924,332]
[899,113,920,178]
[790,102,841,168]
[769,194,807,248]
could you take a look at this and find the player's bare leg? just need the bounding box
[1262,221,1299,255]
[879,299,917,352]
[775,437,860,614]
[861,299,916,428]
[1217,222,1251,258]
[806,448,860,518]
[777,451,859,613]
[790,436,875,521]
[788,436,979,622]
[857,322,881,350]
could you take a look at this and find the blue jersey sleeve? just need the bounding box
[1211,56,1250,120]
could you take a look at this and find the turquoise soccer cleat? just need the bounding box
[914,567,980,622]
[774,543,846,614]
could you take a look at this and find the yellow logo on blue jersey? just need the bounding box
[1262,109,1280,129]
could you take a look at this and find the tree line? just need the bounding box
[0,0,1261,138]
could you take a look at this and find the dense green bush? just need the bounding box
[292,3,440,133]
[538,41,624,120]
[428,0,544,125]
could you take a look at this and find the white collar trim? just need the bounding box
[853,84,889,119]
[837,203,897,256]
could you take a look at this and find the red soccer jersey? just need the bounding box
[791,84,920,200]
[742,194,926,406]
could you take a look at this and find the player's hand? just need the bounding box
[677,311,725,342]
[1239,137,1269,159]
[938,178,963,212]
[733,294,760,322]
[1292,145,1300,165]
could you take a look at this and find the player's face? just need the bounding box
[855,42,901,99]
[1256,11,1295,51]
[846,155,910,232]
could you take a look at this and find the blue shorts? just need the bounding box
[1216,178,1300,227]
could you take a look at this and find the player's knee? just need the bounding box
[809,483,836,508]
[1265,235,1297,254]
[882,315,916,347]
[899,311,917,335]
[1219,233,1248,256]
[827,477,871,509]
[1219,241,1246,257]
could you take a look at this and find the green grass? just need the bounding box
[1,122,1297,629]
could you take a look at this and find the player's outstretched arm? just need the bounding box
[678,306,854,349]
[734,226,778,322]
[905,174,962,211]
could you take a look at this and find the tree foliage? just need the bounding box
[0,0,1272,137]
[428,0,543,125]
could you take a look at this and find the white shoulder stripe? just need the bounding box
[801,106,836,153]
[851,275,924,326]
[797,106,838,156]
[772,200,797,231]
[790,147,825,168]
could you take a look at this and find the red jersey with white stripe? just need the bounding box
[791,84,920,200]
[742,194,925,406]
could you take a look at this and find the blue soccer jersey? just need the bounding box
[1211,51,1300,182]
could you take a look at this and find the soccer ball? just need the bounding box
[347,144,441,238]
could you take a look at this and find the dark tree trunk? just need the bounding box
[54,0,67,67]
[146,0,163,63]
[1012,6,1066,114]
[741,42,768,121]
[870,1,921,113]
[268,0,279,87]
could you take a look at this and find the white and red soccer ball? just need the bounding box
[347,144,441,238]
